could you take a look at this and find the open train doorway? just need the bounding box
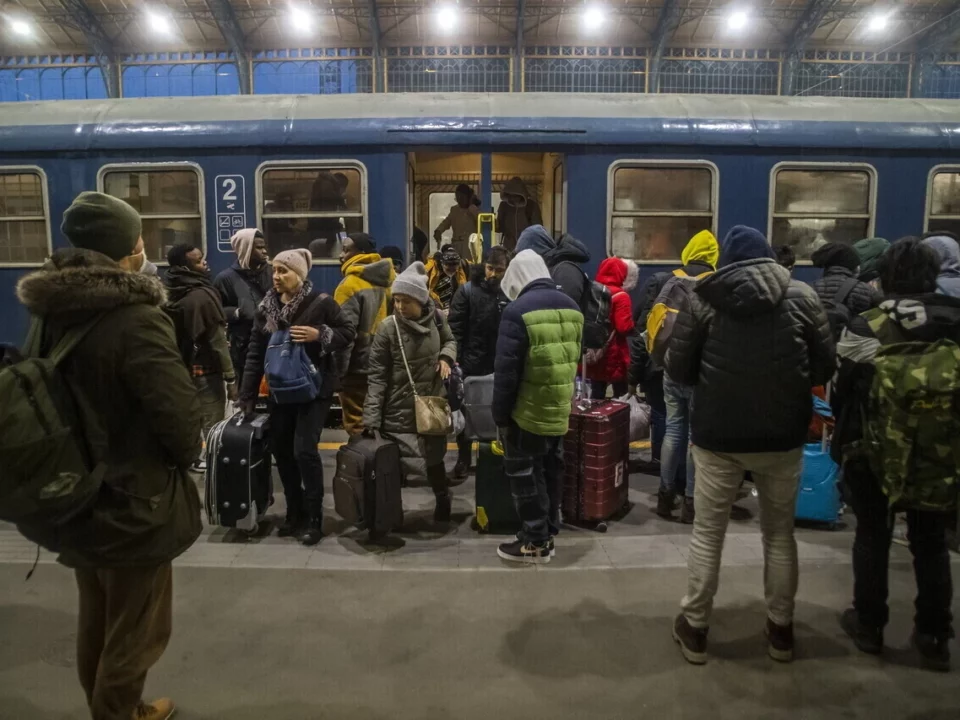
[406,151,565,264]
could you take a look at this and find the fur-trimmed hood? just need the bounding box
[16,248,167,321]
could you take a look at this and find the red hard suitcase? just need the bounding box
[562,399,631,531]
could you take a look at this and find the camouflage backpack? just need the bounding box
[863,336,960,511]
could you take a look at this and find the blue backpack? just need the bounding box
[264,329,322,404]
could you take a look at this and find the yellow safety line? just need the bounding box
[316,440,652,451]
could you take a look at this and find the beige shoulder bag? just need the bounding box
[394,317,452,436]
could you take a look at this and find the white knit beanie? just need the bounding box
[273,248,312,282]
[392,261,430,305]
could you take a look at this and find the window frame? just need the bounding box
[255,159,368,266]
[0,165,52,268]
[924,164,960,233]
[767,161,877,264]
[96,161,207,265]
[606,159,719,264]
[552,158,566,238]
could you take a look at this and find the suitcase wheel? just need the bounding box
[595,521,608,534]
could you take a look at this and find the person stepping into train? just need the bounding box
[238,249,355,546]
[493,250,583,565]
[663,226,835,664]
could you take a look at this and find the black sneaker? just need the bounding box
[672,614,708,665]
[766,618,794,662]
[516,532,556,557]
[912,630,952,672]
[277,514,302,538]
[840,608,883,655]
[497,539,551,565]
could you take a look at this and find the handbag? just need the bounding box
[394,317,452,436]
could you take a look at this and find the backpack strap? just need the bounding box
[46,314,109,367]
[672,268,688,278]
[834,277,860,307]
[229,267,266,302]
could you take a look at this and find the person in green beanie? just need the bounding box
[15,191,203,720]
[853,237,890,287]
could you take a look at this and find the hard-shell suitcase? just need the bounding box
[475,441,519,532]
[333,433,404,538]
[795,392,842,528]
[563,399,630,531]
[463,374,496,441]
[205,413,271,535]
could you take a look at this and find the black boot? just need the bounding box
[679,496,695,524]
[434,492,452,524]
[656,489,676,519]
[428,464,452,524]
[299,516,323,547]
[277,512,303,538]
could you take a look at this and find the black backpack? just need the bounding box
[822,277,859,341]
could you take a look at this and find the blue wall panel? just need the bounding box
[121,63,240,97]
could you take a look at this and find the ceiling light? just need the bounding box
[583,6,605,31]
[146,10,172,36]
[9,19,32,37]
[437,6,457,31]
[289,6,314,34]
[728,10,748,30]
[867,13,889,32]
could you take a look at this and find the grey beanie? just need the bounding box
[61,191,142,261]
[392,261,430,305]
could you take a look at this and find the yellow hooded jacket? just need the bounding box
[680,230,720,272]
[334,253,396,376]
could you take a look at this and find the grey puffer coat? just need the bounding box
[363,303,457,484]
[812,266,880,316]
[664,258,835,454]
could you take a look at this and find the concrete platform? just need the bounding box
[1,439,957,718]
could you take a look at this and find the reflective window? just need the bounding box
[609,164,715,261]
[927,170,960,238]
[102,167,203,263]
[260,166,365,262]
[0,170,49,265]
[770,167,874,261]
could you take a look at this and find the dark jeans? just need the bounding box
[503,425,564,544]
[846,460,954,637]
[456,431,472,466]
[590,380,627,400]
[645,370,666,463]
[271,396,331,519]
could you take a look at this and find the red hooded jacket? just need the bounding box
[585,257,638,383]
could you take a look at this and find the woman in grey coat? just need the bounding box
[363,262,458,522]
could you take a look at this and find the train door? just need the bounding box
[490,152,564,250]
[407,152,482,263]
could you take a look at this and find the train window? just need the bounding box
[258,163,366,262]
[100,164,204,264]
[926,168,960,238]
[769,164,875,261]
[0,169,50,266]
[608,162,717,262]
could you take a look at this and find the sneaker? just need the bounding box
[656,489,676,519]
[497,538,551,565]
[912,630,952,672]
[134,699,176,720]
[679,496,695,524]
[765,618,794,662]
[672,614,708,664]
[453,460,469,479]
[299,517,323,547]
[840,608,883,655]
[516,532,556,557]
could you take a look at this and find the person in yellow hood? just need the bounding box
[334,233,396,434]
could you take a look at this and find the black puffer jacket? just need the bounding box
[448,265,505,377]
[664,258,835,453]
[812,266,880,317]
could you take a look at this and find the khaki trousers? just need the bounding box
[339,374,369,436]
[75,563,174,720]
[682,446,803,629]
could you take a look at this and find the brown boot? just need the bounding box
[679,496,695,524]
[134,699,176,720]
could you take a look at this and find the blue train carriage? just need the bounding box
[1,92,959,344]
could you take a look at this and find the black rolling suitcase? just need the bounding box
[205,413,272,535]
[475,441,519,533]
[333,433,404,538]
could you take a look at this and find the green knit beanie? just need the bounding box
[61,192,143,261]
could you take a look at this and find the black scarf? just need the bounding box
[260,280,313,334]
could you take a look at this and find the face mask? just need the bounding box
[130,249,146,272]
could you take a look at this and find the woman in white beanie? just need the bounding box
[239,248,355,545]
[363,261,458,522]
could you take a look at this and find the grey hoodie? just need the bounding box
[923,235,960,298]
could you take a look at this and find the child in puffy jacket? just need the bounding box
[584,256,638,399]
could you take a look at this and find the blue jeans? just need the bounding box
[661,375,695,498]
[503,425,564,544]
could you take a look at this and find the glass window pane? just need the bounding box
[141,218,202,263]
[774,170,870,214]
[770,217,869,261]
[613,167,712,213]
[0,173,44,217]
[611,216,714,261]
[931,172,960,216]
[104,171,200,215]
[261,168,362,214]
[0,220,48,263]
[262,215,364,261]
[430,192,456,245]
[927,218,960,238]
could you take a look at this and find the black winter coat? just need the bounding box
[240,290,355,401]
[214,262,273,376]
[812,266,881,317]
[544,235,591,305]
[664,258,835,453]
[448,266,505,377]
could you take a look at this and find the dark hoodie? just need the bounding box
[448,263,505,377]
[497,178,543,251]
[664,258,835,453]
[164,266,234,378]
[213,261,273,379]
[515,225,592,304]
